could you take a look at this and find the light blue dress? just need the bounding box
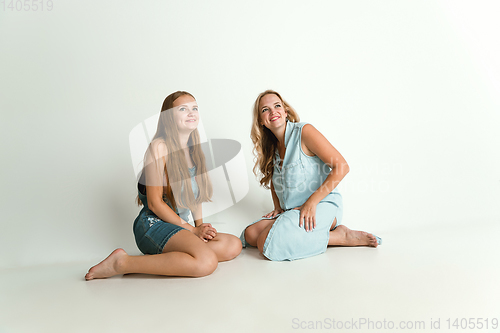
[241,121,344,261]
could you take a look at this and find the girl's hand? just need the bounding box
[263,207,284,218]
[193,223,217,242]
[294,201,317,232]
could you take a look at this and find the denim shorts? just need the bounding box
[133,209,185,255]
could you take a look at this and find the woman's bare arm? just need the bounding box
[295,124,350,230]
[262,181,284,218]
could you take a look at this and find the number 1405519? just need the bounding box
[1,0,53,11]
[446,318,498,330]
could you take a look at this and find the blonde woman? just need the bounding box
[241,90,381,261]
[86,91,241,280]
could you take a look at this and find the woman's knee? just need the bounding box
[257,239,264,254]
[256,227,271,254]
[245,219,275,247]
[244,225,259,247]
[330,217,338,231]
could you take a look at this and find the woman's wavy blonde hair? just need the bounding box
[137,91,212,211]
[250,90,300,189]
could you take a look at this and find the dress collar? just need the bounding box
[274,120,294,162]
[283,120,294,149]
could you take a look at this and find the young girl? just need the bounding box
[86,91,241,280]
[241,90,381,261]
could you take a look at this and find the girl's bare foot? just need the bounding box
[329,225,378,247]
[85,248,128,280]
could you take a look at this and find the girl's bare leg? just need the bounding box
[204,233,242,262]
[328,218,378,247]
[85,230,218,280]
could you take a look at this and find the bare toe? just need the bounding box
[346,229,376,247]
[85,248,127,281]
[367,233,378,247]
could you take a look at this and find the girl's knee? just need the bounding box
[227,235,242,260]
[216,234,242,261]
[192,250,218,277]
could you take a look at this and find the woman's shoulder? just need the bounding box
[289,121,311,135]
[299,123,321,137]
[290,121,310,129]
[295,122,323,144]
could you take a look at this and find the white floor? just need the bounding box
[1,220,499,333]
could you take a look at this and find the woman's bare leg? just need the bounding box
[204,233,242,262]
[256,222,274,255]
[244,219,276,247]
[85,230,218,280]
[328,218,378,247]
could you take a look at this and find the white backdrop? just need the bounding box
[1,0,499,269]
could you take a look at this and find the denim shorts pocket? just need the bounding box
[134,212,171,254]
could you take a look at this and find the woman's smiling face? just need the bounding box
[259,93,287,129]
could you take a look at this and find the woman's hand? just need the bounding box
[263,207,284,218]
[294,200,318,232]
[193,223,217,242]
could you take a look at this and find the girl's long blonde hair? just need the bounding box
[250,90,300,188]
[137,91,212,211]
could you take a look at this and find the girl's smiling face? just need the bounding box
[172,94,199,133]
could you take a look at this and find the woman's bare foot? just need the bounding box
[329,225,378,247]
[85,248,128,281]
